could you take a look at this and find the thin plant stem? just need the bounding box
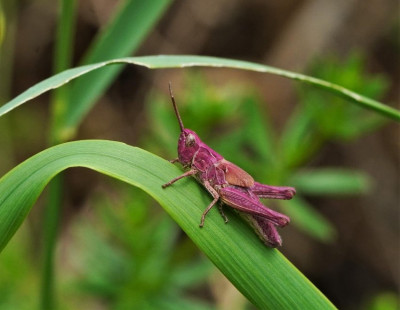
[40,177,63,310]
[40,0,76,309]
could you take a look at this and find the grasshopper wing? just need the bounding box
[216,159,254,188]
[239,212,282,247]
[219,186,289,227]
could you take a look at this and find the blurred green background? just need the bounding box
[0,1,399,309]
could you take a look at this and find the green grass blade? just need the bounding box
[291,169,371,195]
[53,0,76,74]
[280,198,337,242]
[0,140,336,309]
[1,56,398,128]
[66,0,172,132]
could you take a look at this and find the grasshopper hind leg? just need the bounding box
[218,202,229,224]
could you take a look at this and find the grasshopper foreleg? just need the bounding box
[162,169,197,188]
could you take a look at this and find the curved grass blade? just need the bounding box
[0,56,398,127]
[67,0,172,134]
[0,140,336,309]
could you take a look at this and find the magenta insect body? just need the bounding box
[162,84,296,247]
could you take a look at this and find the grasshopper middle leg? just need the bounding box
[200,181,220,227]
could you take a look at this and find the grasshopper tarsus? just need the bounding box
[200,197,219,227]
[218,204,229,223]
[168,158,179,164]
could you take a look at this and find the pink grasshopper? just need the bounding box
[162,84,296,247]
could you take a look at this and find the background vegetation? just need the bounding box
[0,1,399,309]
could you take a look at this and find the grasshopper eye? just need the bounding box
[185,134,196,147]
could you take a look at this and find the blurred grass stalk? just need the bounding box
[0,1,17,172]
[0,0,16,102]
[43,0,172,309]
[42,0,77,309]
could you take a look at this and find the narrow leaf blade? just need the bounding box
[66,0,172,130]
[1,56,398,123]
[291,169,371,195]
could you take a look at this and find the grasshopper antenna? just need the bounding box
[169,82,184,132]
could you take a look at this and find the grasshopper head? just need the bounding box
[178,129,201,165]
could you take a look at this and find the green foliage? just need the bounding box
[290,169,371,196]
[63,0,172,138]
[64,186,213,309]
[143,74,244,157]
[366,292,400,310]
[299,53,389,140]
[0,226,39,310]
